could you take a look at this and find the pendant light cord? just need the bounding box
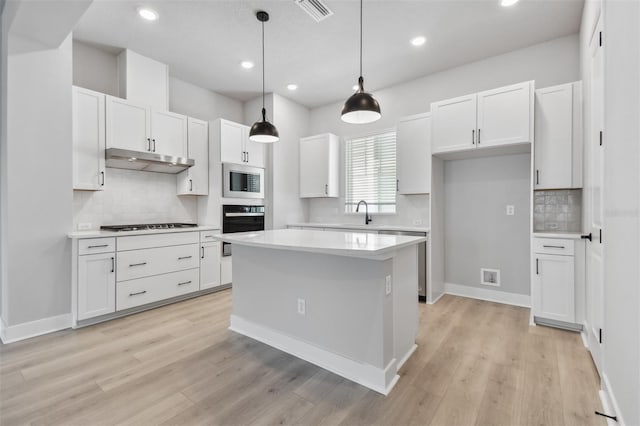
[262,18,266,119]
[359,0,363,78]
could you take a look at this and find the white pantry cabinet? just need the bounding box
[178,118,209,195]
[396,113,431,194]
[218,119,265,168]
[431,81,534,154]
[106,96,187,157]
[78,251,116,320]
[72,86,106,190]
[299,133,340,198]
[534,81,583,189]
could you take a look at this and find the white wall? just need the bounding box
[72,40,118,96]
[3,34,74,326]
[169,77,243,123]
[307,34,579,227]
[444,154,531,295]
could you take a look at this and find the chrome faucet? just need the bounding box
[355,200,372,225]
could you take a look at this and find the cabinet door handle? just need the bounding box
[177,281,192,286]
[129,290,147,296]
[152,139,156,152]
[189,179,193,192]
[536,170,539,185]
[201,246,205,259]
[543,245,565,249]
[536,258,539,275]
[110,257,115,273]
[129,262,147,267]
[325,184,328,195]
[88,244,108,249]
[147,138,152,151]
[477,128,481,144]
[246,151,250,163]
[100,171,105,186]
[472,129,475,145]
[177,256,192,260]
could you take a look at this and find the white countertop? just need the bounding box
[216,229,426,258]
[288,222,430,234]
[533,232,584,239]
[68,225,220,239]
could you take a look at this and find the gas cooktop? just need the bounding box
[100,223,198,232]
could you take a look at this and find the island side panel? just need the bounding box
[392,245,419,369]
[230,245,393,370]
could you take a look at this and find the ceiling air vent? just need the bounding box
[295,0,333,22]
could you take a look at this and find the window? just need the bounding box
[344,130,396,213]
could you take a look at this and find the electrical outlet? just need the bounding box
[385,276,392,295]
[297,298,306,315]
[78,222,92,231]
[506,205,515,216]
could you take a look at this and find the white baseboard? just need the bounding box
[444,282,531,308]
[396,344,417,370]
[229,314,401,395]
[581,321,589,348]
[428,291,445,305]
[601,374,626,426]
[0,313,72,344]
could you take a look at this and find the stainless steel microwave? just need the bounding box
[222,163,264,199]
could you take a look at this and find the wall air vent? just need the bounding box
[295,0,334,22]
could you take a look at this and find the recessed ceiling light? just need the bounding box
[137,7,158,21]
[501,0,519,6]
[287,84,298,91]
[410,36,426,47]
[241,61,255,69]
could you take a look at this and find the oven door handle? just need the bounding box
[224,212,265,217]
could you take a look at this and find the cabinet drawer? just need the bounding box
[117,232,199,251]
[79,237,116,255]
[200,230,220,242]
[533,238,574,255]
[117,244,199,281]
[116,268,199,311]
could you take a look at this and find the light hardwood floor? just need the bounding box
[0,290,604,426]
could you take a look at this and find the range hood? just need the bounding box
[105,148,195,174]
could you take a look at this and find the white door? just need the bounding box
[78,252,116,320]
[534,254,575,323]
[200,242,221,290]
[534,84,574,189]
[220,119,245,165]
[431,94,477,153]
[586,17,605,375]
[151,110,188,157]
[243,126,266,168]
[72,87,105,190]
[300,135,330,197]
[105,96,151,152]
[476,81,532,148]
[178,118,209,195]
[396,114,431,194]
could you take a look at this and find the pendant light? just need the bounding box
[249,11,279,143]
[341,0,381,124]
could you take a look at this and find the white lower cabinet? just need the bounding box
[200,242,221,290]
[78,252,116,320]
[221,256,232,285]
[117,268,199,311]
[116,244,199,282]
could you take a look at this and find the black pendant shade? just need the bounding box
[249,10,279,143]
[341,0,381,124]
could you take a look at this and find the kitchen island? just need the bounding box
[217,228,425,395]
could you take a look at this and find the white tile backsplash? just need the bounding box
[73,168,197,230]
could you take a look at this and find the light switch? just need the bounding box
[506,205,515,216]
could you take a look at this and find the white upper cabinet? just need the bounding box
[178,118,209,195]
[534,81,583,189]
[150,110,188,158]
[73,86,106,190]
[106,96,151,152]
[299,133,339,198]
[218,119,265,168]
[476,81,533,148]
[431,94,477,153]
[431,81,534,155]
[106,96,188,157]
[396,113,431,194]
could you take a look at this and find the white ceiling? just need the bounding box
[73,0,584,108]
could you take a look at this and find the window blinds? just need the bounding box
[344,131,397,213]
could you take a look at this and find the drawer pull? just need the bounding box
[129,290,147,296]
[543,245,565,249]
[178,281,192,286]
[88,244,109,249]
[111,257,115,273]
[204,235,215,239]
[129,262,147,267]
[177,256,193,260]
